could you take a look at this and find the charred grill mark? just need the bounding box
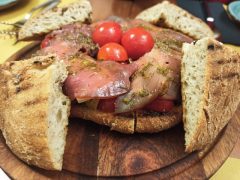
[134,111,137,132]
[217,58,239,64]
[15,87,21,93]
[61,7,68,15]
[12,74,22,85]
[203,108,210,124]
[20,82,34,91]
[156,17,166,27]
[24,97,48,106]
[212,73,239,80]
[224,96,230,106]
[33,58,54,68]
[139,109,176,116]
[217,60,224,64]
[38,111,47,119]
[207,43,222,51]
[207,44,214,50]
[9,62,15,66]
[233,59,238,63]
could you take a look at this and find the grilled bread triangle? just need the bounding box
[18,0,92,40]
[181,38,240,152]
[135,1,214,40]
[0,55,70,170]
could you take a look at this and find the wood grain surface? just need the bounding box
[0,106,239,179]
[0,0,239,179]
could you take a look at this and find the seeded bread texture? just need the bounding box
[136,1,214,40]
[181,37,240,152]
[0,55,70,170]
[18,0,92,40]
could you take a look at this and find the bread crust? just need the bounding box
[182,38,240,152]
[135,106,182,133]
[0,55,70,170]
[71,105,182,134]
[71,105,135,134]
[135,1,214,40]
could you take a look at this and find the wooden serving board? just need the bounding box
[0,0,240,179]
[1,39,240,180]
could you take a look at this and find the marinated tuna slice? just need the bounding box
[64,55,137,102]
[115,48,181,113]
[37,23,98,59]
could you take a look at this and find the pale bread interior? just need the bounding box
[181,40,207,147]
[47,61,70,169]
[182,37,240,152]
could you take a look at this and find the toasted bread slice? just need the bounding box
[71,105,182,134]
[181,38,240,152]
[71,105,135,134]
[18,0,92,40]
[0,55,70,170]
[135,1,214,40]
[135,106,182,133]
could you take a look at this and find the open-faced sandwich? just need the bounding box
[0,0,239,171]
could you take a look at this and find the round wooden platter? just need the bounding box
[0,42,240,180]
[0,1,240,179]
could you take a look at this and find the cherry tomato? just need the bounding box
[97,43,128,61]
[92,21,122,47]
[121,27,154,60]
[144,98,174,113]
[98,98,116,112]
[40,35,52,49]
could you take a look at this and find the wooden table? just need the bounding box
[90,0,176,21]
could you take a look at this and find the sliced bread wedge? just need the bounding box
[18,0,92,40]
[0,55,70,170]
[135,1,214,40]
[181,37,240,152]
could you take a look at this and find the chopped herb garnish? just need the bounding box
[62,31,98,51]
[139,62,153,77]
[137,24,153,31]
[122,98,131,104]
[138,89,149,97]
[157,66,170,76]
[154,38,183,52]
[122,93,137,105]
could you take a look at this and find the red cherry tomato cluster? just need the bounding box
[93,21,154,62]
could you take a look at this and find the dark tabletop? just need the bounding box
[177,0,240,45]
